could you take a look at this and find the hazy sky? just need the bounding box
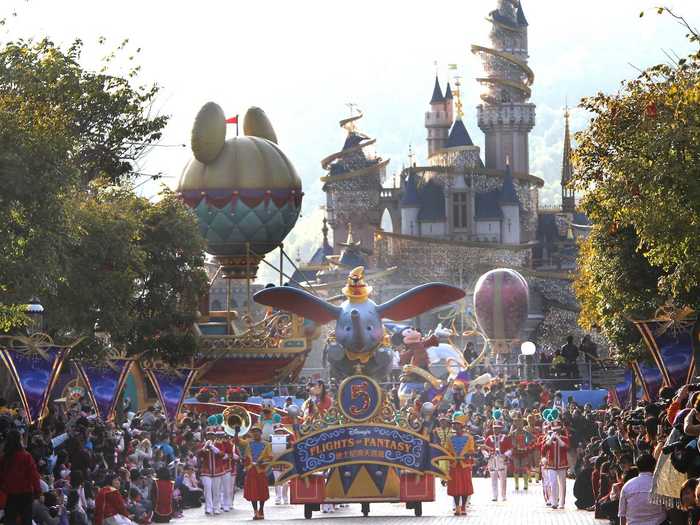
[6,0,700,281]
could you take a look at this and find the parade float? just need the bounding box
[253,266,466,517]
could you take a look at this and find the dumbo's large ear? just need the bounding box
[253,286,340,325]
[243,107,278,144]
[377,283,465,321]
[192,102,226,163]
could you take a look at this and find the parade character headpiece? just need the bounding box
[402,327,423,344]
[342,266,373,303]
[492,408,504,431]
[452,411,467,427]
[250,423,263,434]
[542,408,562,430]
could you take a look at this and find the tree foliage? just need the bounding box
[0,37,207,363]
[573,9,700,359]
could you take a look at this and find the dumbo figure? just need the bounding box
[253,266,465,381]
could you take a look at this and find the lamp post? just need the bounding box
[520,341,536,381]
[25,297,44,335]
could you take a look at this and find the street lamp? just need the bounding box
[520,341,536,380]
[25,297,44,335]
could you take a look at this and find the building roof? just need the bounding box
[475,190,503,220]
[338,248,367,268]
[445,82,453,100]
[500,162,520,205]
[400,172,420,207]
[517,1,528,26]
[290,268,317,288]
[446,119,474,148]
[342,131,367,151]
[561,109,573,186]
[417,181,446,221]
[430,76,444,104]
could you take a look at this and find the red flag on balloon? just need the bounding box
[226,115,238,124]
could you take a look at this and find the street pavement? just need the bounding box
[180,477,602,524]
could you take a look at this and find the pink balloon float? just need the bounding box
[473,268,529,354]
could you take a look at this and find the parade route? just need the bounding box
[181,477,600,525]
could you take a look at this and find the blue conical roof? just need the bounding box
[517,2,528,26]
[446,119,474,148]
[430,76,444,104]
[400,172,420,207]
[445,82,453,100]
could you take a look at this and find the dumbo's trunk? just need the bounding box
[351,310,366,351]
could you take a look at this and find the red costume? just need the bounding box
[152,479,173,523]
[95,486,129,525]
[446,433,475,498]
[541,432,569,470]
[238,437,272,503]
[400,333,438,370]
[0,449,41,496]
[197,443,226,477]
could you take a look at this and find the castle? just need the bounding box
[293,0,594,374]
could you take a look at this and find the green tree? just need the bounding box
[0,36,207,363]
[573,8,700,360]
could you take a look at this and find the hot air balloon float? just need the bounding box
[472,268,530,358]
[177,104,315,386]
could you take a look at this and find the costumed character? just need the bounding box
[216,427,237,513]
[259,400,281,441]
[95,474,134,525]
[538,417,552,505]
[271,424,293,505]
[540,408,569,509]
[400,328,439,382]
[253,266,465,381]
[433,414,454,482]
[236,424,273,520]
[427,323,468,377]
[509,412,535,491]
[152,467,174,523]
[197,424,227,515]
[525,412,543,482]
[482,409,512,502]
[446,412,475,516]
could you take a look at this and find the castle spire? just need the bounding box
[561,106,575,213]
[430,76,444,104]
[322,217,330,249]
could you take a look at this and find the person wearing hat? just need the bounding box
[482,410,512,502]
[509,412,535,491]
[215,427,237,513]
[540,408,569,509]
[432,414,453,486]
[445,412,475,515]
[271,424,293,505]
[235,424,272,520]
[197,427,225,515]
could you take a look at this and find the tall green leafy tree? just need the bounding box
[573,8,700,360]
[0,36,207,363]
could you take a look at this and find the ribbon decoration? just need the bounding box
[0,346,70,425]
[653,302,695,338]
[143,367,197,420]
[75,359,133,421]
[272,424,449,483]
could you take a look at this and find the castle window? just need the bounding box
[507,219,512,233]
[452,192,468,229]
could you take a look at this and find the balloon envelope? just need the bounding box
[473,268,529,342]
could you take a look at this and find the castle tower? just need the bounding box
[321,110,388,252]
[500,159,521,244]
[472,0,535,174]
[425,76,453,158]
[561,107,576,213]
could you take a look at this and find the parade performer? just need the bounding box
[482,410,512,502]
[445,412,475,516]
[236,424,273,520]
[216,427,238,513]
[399,328,439,381]
[152,467,174,523]
[525,412,543,482]
[510,413,534,491]
[432,414,453,485]
[197,426,226,515]
[271,424,294,505]
[540,408,569,509]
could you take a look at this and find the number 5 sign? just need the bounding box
[338,375,382,422]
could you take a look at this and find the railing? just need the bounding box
[468,361,596,389]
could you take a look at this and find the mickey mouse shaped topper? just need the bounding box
[253,267,465,381]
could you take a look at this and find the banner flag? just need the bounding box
[76,359,132,421]
[631,360,664,402]
[611,367,634,408]
[143,368,197,420]
[635,320,694,388]
[272,424,449,483]
[0,346,69,424]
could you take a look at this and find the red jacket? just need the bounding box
[0,450,41,495]
[94,486,128,525]
[541,432,569,470]
[153,479,173,519]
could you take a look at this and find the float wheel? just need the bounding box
[361,503,370,517]
[304,505,313,519]
[414,502,422,517]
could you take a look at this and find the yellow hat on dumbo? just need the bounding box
[342,266,372,303]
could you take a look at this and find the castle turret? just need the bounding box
[425,76,453,158]
[500,159,521,244]
[472,0,535,174]
[561,107,575,214]
[400,171,420,236]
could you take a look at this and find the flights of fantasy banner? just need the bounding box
[143,368,196,421]
[75,359,132,421]
[0,346,69,424]
[272,424,448,483]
